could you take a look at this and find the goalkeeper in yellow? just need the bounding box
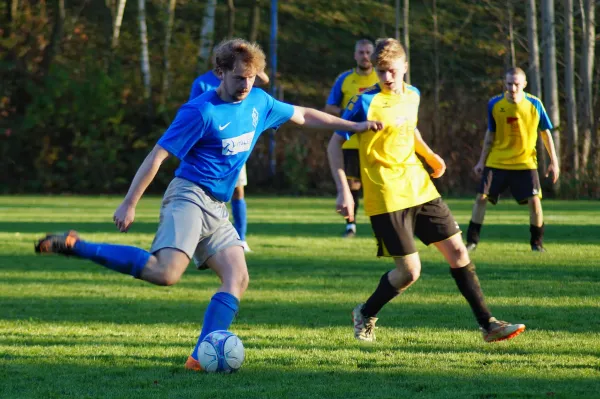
[466,67,560,252]
[328,38,525,343]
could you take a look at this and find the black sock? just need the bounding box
[466,221,482,245]
[351,189,360,222]
[362,271,401,317]
[530,223,545,247]
[450,263,492,329]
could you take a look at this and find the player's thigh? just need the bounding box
[433,234,470,268]
[193,220,243,270]
[152,247,192,282]
[478,167,508,205]
[343,149,361,184]
[509,169,541,204]
[370,208,418,257]
[414,198,462,248]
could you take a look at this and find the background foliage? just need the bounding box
[1,0,598,197]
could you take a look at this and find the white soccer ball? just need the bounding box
[197,330,245,373]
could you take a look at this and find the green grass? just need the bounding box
[1,196,599,398]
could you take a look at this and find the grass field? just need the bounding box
[1,195,599,398]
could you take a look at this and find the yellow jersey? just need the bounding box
[327,68,380,150]
[337,83,440,216]
[486,92,553,170]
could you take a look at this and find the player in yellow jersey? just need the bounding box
[325,39,380,238]
[465,68,560,253]
[328,38,525,343]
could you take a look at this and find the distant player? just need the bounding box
[328,38,525,343]
[465,67,560,252]
[189,64,270,253]
[35,38,383,371]
[325,39,379,238]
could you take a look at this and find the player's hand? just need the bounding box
[473,161,484,176]
[335,191,355,222]
[546,162,560,184]
[354,120,384,133]
[113,202,136,232]
[427,154,446,178]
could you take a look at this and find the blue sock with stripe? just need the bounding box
[191,292,240,360]
[231,199,247,241]
[72,241,151,278]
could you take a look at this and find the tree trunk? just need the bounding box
[111,0,127,48]
[526,0,546,177]
[40,0,65,76]
[197,0,216,74]
[227,0,235,38]
[432,0,440,144]
[138,0,152,117]
[403,0,410,84]
[161,0,177,105]
[579,0,595,175]
[506,0,515,68]
[564,0,578,178]
[248,0,261,42]
[541,0,560,192]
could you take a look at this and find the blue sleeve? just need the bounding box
[189,79,201,101]
[487,99,496,132]
[157,106,206,159]
[264,96,294,130]
[536,101,553,131]
[326,73,347,106]
[335,95,365,140]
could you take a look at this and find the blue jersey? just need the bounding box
[189,70,221,100]
[158,88,294,202]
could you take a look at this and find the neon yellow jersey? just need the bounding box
[336,83,440,216]
[326,69,380,149]
[486,93,553,170]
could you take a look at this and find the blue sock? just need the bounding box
[231,199,247,241]
[72,241,151,278]
[191,292,240,360]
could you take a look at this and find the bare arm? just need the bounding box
[540,129,560,183]
[324,104,341,116]
[327,133,354,220]
[256,71,270,87]
[414,128,446,178]
[290,105,382,132]
[113,144,171,232]
[474,130,495,175]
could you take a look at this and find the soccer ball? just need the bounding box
[197,330,245,373]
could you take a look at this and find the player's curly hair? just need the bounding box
[213,38,266,76]
[371,38,406,68]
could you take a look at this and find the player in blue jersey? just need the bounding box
[34,38,383,371]
[189,61,270,252]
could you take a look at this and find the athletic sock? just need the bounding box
[450,263,492,329]
[73,241,150,278]
[231,199,247,241]
[530,223,545,247]
[466,221,482,244]
[361,271,402,318]
[191,292,240,360]
[351,189,360,221]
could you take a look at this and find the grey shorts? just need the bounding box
[150,178,242,269]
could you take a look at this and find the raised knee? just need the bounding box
[155,263,184,286]
[238,272,249,293]
[476,194,487,204]
[405,268,421,283]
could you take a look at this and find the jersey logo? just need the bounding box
[219,122,231,130]
[222,131,255,155]
[252,108,259,128]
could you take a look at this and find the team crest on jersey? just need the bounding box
[252,108,259,128]
[222,131,255,155]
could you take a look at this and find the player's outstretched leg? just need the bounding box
[35,231,150,278]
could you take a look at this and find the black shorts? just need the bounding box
[478,167,541,205]
[370,198,461,257]
[343,149,361,180]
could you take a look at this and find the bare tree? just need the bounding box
[227,0,235,38]
[506,0,516,68]
[161,0,177,104]
[138,0,152,115]
[541,0,560,190]
[579,0,595,174]
[564,0,578,177]
[197,0,216,74]
[432,0,440,144]
[403,0,410,84]
[40,0,65,76]
[249,0,261,42]
[111,0,127,48]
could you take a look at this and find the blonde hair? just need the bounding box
[213,38,266,75]
[371,38,406,68]
[355,39,374,51]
